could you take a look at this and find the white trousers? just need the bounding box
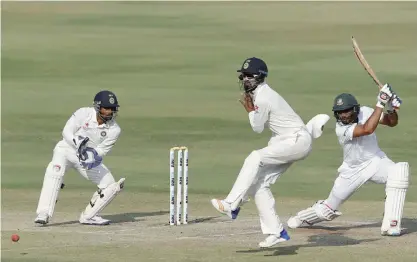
[36,143,115,216]
[225,129,313,235]
[52,144,115,188]
[325,156,395,210]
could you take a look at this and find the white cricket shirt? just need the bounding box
[56,107,121,157]
[335,106,385,170]
[248,83,306,136]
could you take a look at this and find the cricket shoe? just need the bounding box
[34,213,49,225]
[259,229,291,248]
[210,199,240,219]
[79,213,110,225]
[381,220,402,236]
[381,229,401,236]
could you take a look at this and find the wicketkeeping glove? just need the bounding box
[80,147,103,170]
[73,136,90,161]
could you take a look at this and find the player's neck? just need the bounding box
[96,114,105,125]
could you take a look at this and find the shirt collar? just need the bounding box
[252,82,267,100]
[92,114,110,128]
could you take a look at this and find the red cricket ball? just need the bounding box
[11,234,20,242]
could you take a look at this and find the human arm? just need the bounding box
[379,109,398,127]
[239,94,269,133]
[351,84,394,137]
[339,85,393,141]
[78,127,121,169]
[351,107,384,138]
[62,108,87,149]
[95,127,121,157]
[379,93,401,127]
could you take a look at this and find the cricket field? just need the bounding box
[2,1,417,261]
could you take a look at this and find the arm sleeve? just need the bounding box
[95,127,121,157]
[248,100,269,133]
[62,109,85,148]
[361,106,376,120]
[358,106,384,123]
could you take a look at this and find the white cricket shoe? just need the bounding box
[79,213,110,225]
[287,215,303,229]
[381,229,401,236]
[210,199,240,219]
[259,229,291,248]
[381,219,402,236]
[34,213,49,225]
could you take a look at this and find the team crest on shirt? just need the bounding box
[101,131,107,137]
[53,165,61,172]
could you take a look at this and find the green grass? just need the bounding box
[1,2,417,261]
[2,1,417,200]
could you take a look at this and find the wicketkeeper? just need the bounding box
[35,90,125,226]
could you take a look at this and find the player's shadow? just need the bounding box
[236,233,379,256]
[187,216,219,224]
[302,221,380,231]
[401,218,417,235]
[302,217,417,235]
[46,211,169,226]
[150,216,219,227]
[103,211,169,223]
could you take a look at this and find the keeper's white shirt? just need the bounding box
[56,107,121,157]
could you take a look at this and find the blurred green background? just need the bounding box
[2,2,417,262]
[2,1,417,202]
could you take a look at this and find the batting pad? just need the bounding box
[36,162,64,217]
[297,200,342,225]
[82,178,125,220]
[383,162,409,230]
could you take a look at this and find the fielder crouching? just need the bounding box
[287,84,408,236]
[35,90,125,226]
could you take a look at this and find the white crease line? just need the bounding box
[1,219,388,253]
[6,228,261,238]
[176,230,260,240]
[4,228,147,236]
[2,241,115,252]
[4,218,378,232]
[2,231,261,252]
[3,219,380,239]
[321,220,377,226]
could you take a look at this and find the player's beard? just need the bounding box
[98,111,117,122]
[239,78,258,93]
[338,111,357,125]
